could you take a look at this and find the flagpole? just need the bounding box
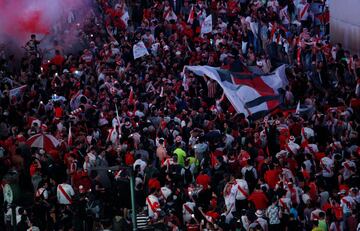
[115,104,122,137]
[129,168,137,231]
[68,123,72,146]
[295,101,301,115]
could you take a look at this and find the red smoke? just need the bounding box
[0,0,87,43]
[17,10,50,35]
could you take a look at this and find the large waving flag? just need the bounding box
[184,63,287,119]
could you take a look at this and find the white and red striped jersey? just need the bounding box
[321,157,334,177]
[106,127,119,144]
[183,201,196,223]
[146,194,161,219]
[57,183,74,205]
[298,2,310,21]
[279,197,292,214]
[233,179,249,200]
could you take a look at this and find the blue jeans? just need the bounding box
[253,36,261,54]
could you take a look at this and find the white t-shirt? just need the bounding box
[133,159,147,175]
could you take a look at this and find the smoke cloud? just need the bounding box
[0,0,92,52]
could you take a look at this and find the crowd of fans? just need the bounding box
[0,0,359,230]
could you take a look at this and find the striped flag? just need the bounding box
[187,6,195,24]
[184,63,288,119]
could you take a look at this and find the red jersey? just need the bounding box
[248,191,269,210]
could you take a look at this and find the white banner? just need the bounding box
[201,15,213,35]
[133,41,149,60]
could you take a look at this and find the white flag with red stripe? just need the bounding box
[184,64,288,119]
[187,6,195,24]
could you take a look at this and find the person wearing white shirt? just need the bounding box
[255,210,269,231]
[133,154,147,175]
[321,156,334,178]
[232,177,249,211]
[297,0,311,28]
[57,183,74,205]
[341,158,356,182]
[146,193,161,220]
[183,201,196,223]
[224,181,237,214]
[310,207,324,220]
[303,153,315,174]
[340,194,355,216]
[286,136,300,155]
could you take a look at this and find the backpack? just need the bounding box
[169,164,182,181]
[184,167,193,185]
[86,199,101,218]
[244,167,256,187]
